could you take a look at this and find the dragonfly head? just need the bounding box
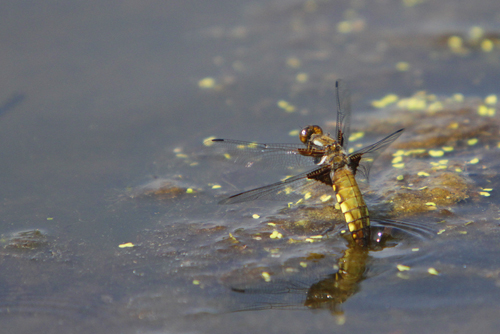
[299,125,323,145]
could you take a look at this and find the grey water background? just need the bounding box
[1,1,500,333]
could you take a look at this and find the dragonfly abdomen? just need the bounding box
[332,168,370,247]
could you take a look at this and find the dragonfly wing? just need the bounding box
[349,128,404,182]
[207,139,317,170]
[219,167,332,204]
[334,80,352,149]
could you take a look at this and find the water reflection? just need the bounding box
[227,219,435,316]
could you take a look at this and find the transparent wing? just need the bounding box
[335,80,352,149]
[207,139,317,170]
[349,128,404,182]
[219,167,332,204]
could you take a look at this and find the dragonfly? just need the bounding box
[209,80,404,247]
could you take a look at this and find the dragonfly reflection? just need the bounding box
[227,220,435,315]
[210,80,404,247]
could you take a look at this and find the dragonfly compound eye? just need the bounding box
[299,125,323,144]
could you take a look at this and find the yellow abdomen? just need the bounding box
[332,168,370,247]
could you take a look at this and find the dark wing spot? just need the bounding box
[348,154,362,175]
[307,166,333,186]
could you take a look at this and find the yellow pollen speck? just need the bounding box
[412,248,420,252]
[393,163,405,169]
[485,95,497,105]
[437,229,446,235]
[478,104,488,116]
[448,35,463,50]
[479,192,491,197]
[261,272,271,282]
[396,62,410,71]
[428,268,439,276]
[371,94,399,108]
[396,175,404,181]
[304,192,312,200]
[400,96,427,110]
[270,230,283,239]
[192,280,200,285]
[336,315,347,326]
[393,149,405,157]
[198,77,216,89]
[458,231,467,234]
[417,171,430,177]
[392,156,403,164]
[469,158,479,164]
[428,101,443,112]
[320,194,332,202]
[296,72,309,83]
[228,233,238,243]
[481,39,494,52]
[186,188,194,194]
[482,188,493,191]
[223,153,231,160]
[425,202,436,206]
[455,168,463,172]
[429,150,444,157]
[118,242,135,248]
[252,214,260,219]
[300,262,307,268]
[212,185,221,189]
[442,146,454,152]
[448,122,459,129]
[277,100,289,109]
[397,264,411,271]
[286,57,301,68]
[469,26,484,40]
[478,105,495,117]
[349,131,365,142]
[419,186,428,190]
[337,20,353,33]
[467,138,478,146]
[176,153,188,158]
[397,272,410,279]
[453,94,464,102]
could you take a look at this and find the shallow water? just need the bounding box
[1,1,500,333]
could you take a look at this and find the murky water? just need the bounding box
[1,1,500,333]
